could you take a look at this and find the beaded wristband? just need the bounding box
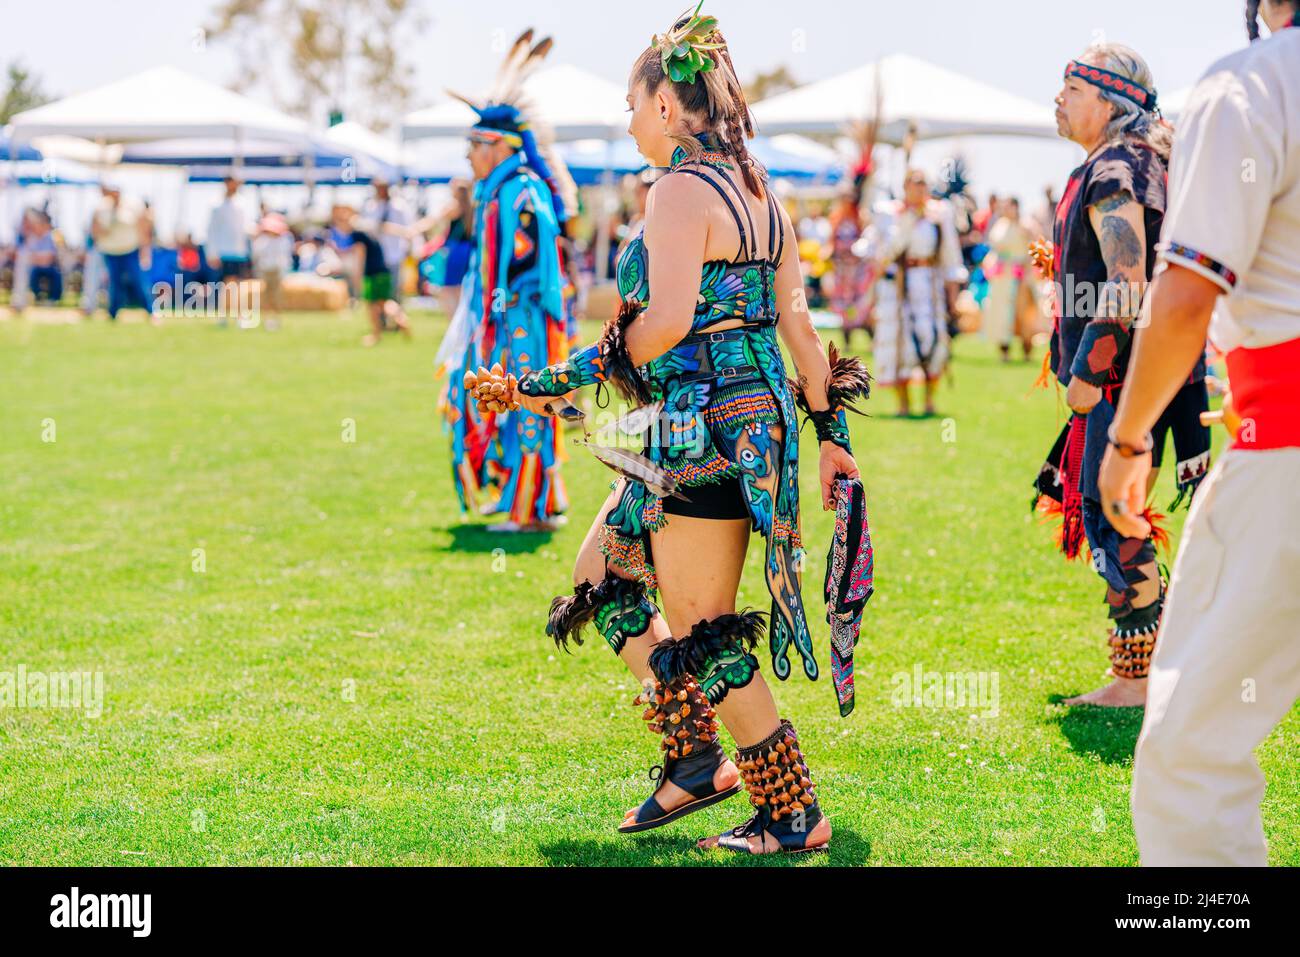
[1106,421,1153,458]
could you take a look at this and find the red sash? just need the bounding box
[1226,337,1300,450]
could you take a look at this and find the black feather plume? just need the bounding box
[546,576,652,653]
[598,299,653,405]
[546,581,598,652]
[789,342,872,417]
[648,611,767,684]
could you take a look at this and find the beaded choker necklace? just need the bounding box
[669,130,734,170]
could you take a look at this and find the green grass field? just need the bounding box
[1,307,1296,866]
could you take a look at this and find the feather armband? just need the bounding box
[597,299,652,405]
[788,342,870,451]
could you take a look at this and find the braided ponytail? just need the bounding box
[1246,0,1262,39]
[713,43,766,198]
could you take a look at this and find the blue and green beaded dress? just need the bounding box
[524,133,817,683]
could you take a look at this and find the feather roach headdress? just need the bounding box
[446,29,578,221]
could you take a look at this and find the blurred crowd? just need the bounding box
[0,175,479,340]
[3,164,1061,359]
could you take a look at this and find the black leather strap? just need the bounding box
[676,365,761,384]
[673,167,751,261]
[679,326,750,345]
[706,163,757,259]
[765,186,785,265]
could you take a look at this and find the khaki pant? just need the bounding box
[1131,447,1300,865]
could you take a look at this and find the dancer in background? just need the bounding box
[344,206,412,346]
[442,29,578,533]
[361,178,412,327]
[825,188,874,351]
[414,179,476,318]
[982,198,1036,362]
[860,169,965,417]
[1031,42,1209,708]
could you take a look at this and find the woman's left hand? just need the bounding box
[819,443,861,511]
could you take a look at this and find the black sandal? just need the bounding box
[699,719,829,853]
[618,676,740,834]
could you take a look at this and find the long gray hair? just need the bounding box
[1078,42,1174,161]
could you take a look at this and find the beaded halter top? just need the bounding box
[615,131,786,331]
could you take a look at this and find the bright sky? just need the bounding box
[3,0,1244,110]
[1,0,1252,237]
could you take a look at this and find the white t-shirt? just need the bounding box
[252,233,294,273]
[207,198,250,260]
[1157,28,1300,351]
[93,195,143,255]
[361,197,411,271]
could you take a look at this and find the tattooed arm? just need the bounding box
[1066,190,1148,412]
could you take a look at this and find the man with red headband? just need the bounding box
[1033,43,1211,708]
[1102,0,1300,865]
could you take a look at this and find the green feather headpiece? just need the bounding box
[652,1,725,85]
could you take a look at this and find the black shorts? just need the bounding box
[219,258,251,280]
[661,476,749,520]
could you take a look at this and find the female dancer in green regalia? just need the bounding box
[505,5,868,854]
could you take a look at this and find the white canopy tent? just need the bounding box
[751,54,1058,142]
[120,136,345,167]
[9,67,330,245]
[321,121,469,184]
[401,138,472,184]
[401,64,629,142]
[323,121,406,168]
[767,134,845,167]
[1158,86,1194,121]
[9,66,311,149]
[8,134,123,166]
